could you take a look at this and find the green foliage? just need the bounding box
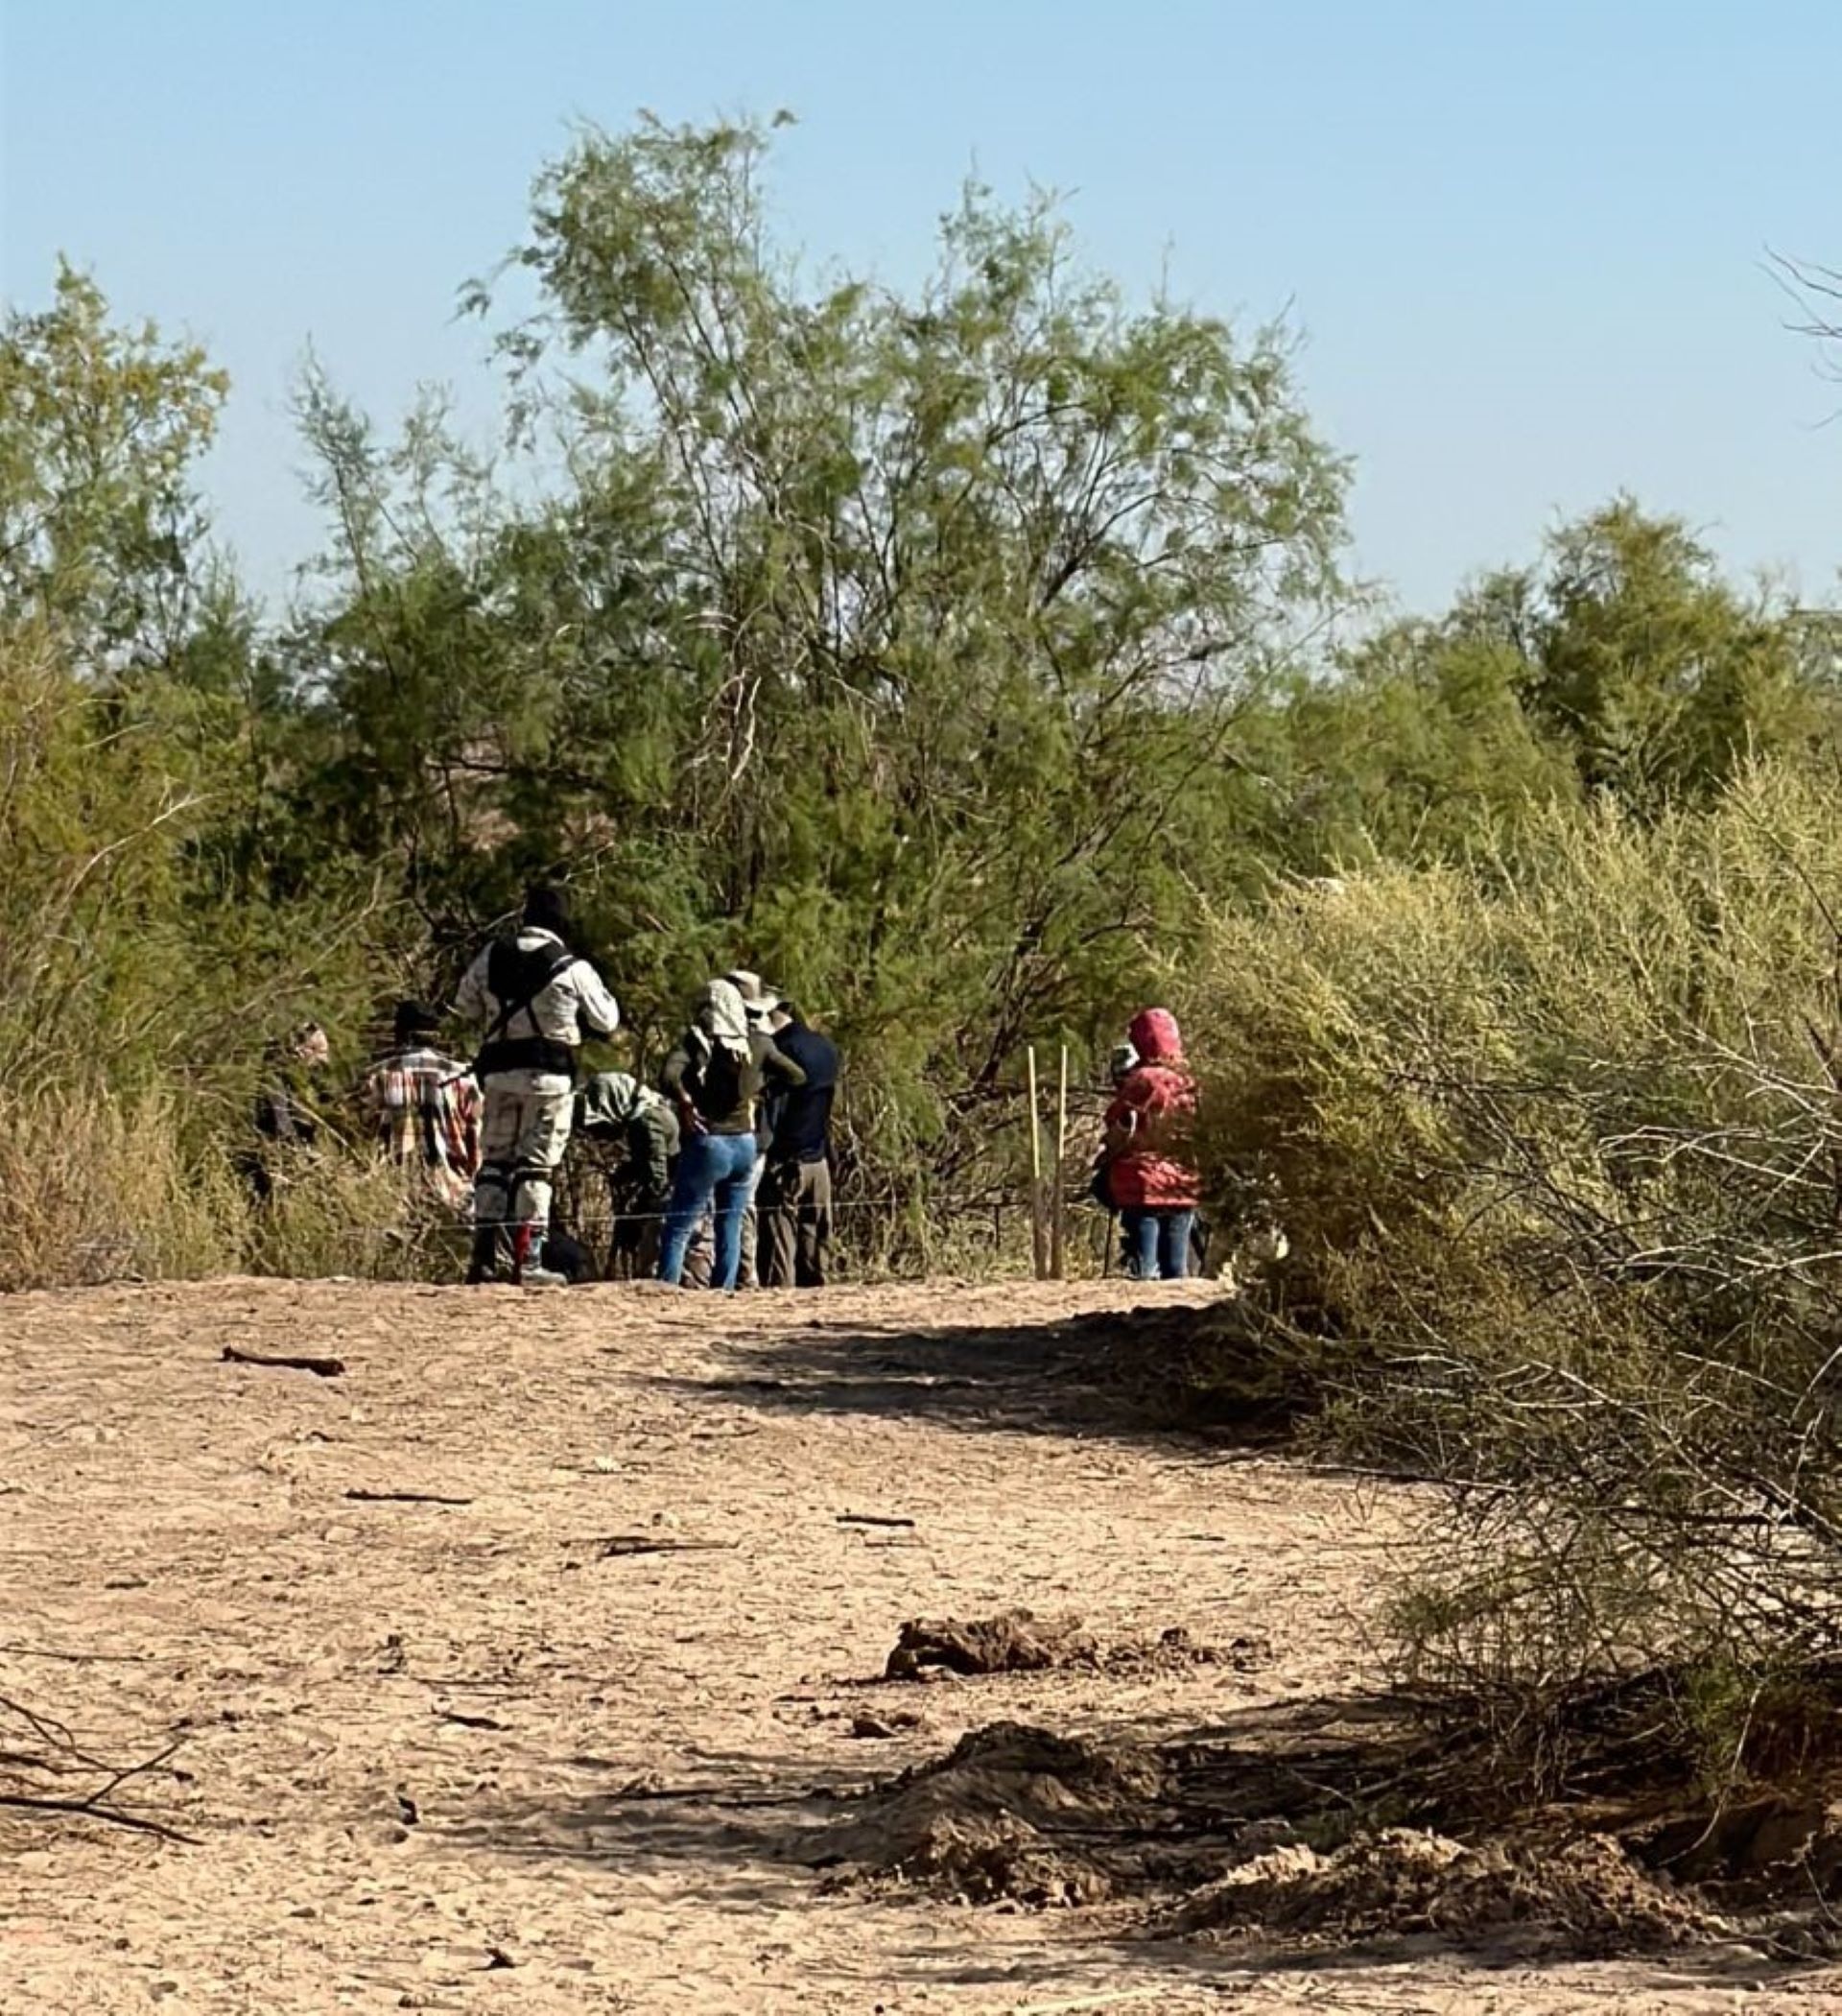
[291,113,1352,1209]
[1230,628,1578,873]
[0,618,421,1286]
[1189,758,1842,1781]
[1480,501,1825,805]
[0,264,228,667]
[2,122,1839,1301]
[0,276,421,1283]
[0,627,207,1095]
[1211,500,1836,885]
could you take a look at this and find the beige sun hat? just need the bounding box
[722,968,783,1016]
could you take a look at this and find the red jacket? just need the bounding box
[1102,1008,1200,1210]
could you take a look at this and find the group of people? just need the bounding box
[256,886,1200,1289]
[258,887,839,1291]
[561,971,838,1292]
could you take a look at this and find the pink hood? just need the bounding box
[1127,1008,1184,1065]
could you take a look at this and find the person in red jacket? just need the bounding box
[1101,1007,1200,1280]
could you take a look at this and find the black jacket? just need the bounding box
[762,1019,838,1163]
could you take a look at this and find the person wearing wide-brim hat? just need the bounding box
[721,969,782,1019]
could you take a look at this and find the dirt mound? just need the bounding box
[810,1721,1171,1907]
[1171,1827,1721,1955]
[885,1612,1098,1678]
[883,1610,1269,1681]
[1108,1624,1271,1676]
[815,1710,1734,1954]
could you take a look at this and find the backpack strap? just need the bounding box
[474,941,579,1079]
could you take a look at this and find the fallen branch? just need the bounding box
[222,1345,344,1378]
[0,1792,194,1844]
[585,1535,739,1558]
[0,1645,149,1667]
[0,1700,194,1845]
[344,1489,472,1507]
[610,1779,811,1808]
[0,1693,98,1767]
[72,1740,191,1824]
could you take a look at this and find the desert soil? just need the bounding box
[2,1275,1839,2014]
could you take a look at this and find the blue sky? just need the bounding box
[2,0,1835,615]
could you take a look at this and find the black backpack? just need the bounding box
[687,1041,748,1125]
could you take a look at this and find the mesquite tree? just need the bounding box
[295,114,1350,1198]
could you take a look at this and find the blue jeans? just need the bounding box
[1122,1207,1195,1281]
[659,1131,762,1290]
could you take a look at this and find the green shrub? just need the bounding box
[1191,757,1842,1778]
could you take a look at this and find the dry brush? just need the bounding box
[1192,758,1842,1791]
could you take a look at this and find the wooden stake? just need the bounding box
[1026,1045,1046,1279]
[1051,1044,1069,1279]
[344,1488,473,1507]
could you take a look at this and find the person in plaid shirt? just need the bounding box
[358,1000,482,1213]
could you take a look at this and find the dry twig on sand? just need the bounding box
[222,1344,345,1378]
[0,1690,194,1844]
[584,1535,739,1559]
[343,1488,472,1507]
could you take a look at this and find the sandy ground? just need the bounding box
[3,1275,1841,2014]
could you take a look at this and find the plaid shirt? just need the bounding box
[358,1046,482,1212]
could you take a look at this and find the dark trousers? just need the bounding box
[604,1176,666,1280]
[760,1156,833,1288]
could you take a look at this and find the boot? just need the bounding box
[465,1223,505,1285]
[509,1222,535,1288]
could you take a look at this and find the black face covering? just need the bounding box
[523,886,572,939]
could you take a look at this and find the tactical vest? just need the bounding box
[476,938,579,1079]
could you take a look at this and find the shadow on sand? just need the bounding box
[635,1294,1296,1454]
